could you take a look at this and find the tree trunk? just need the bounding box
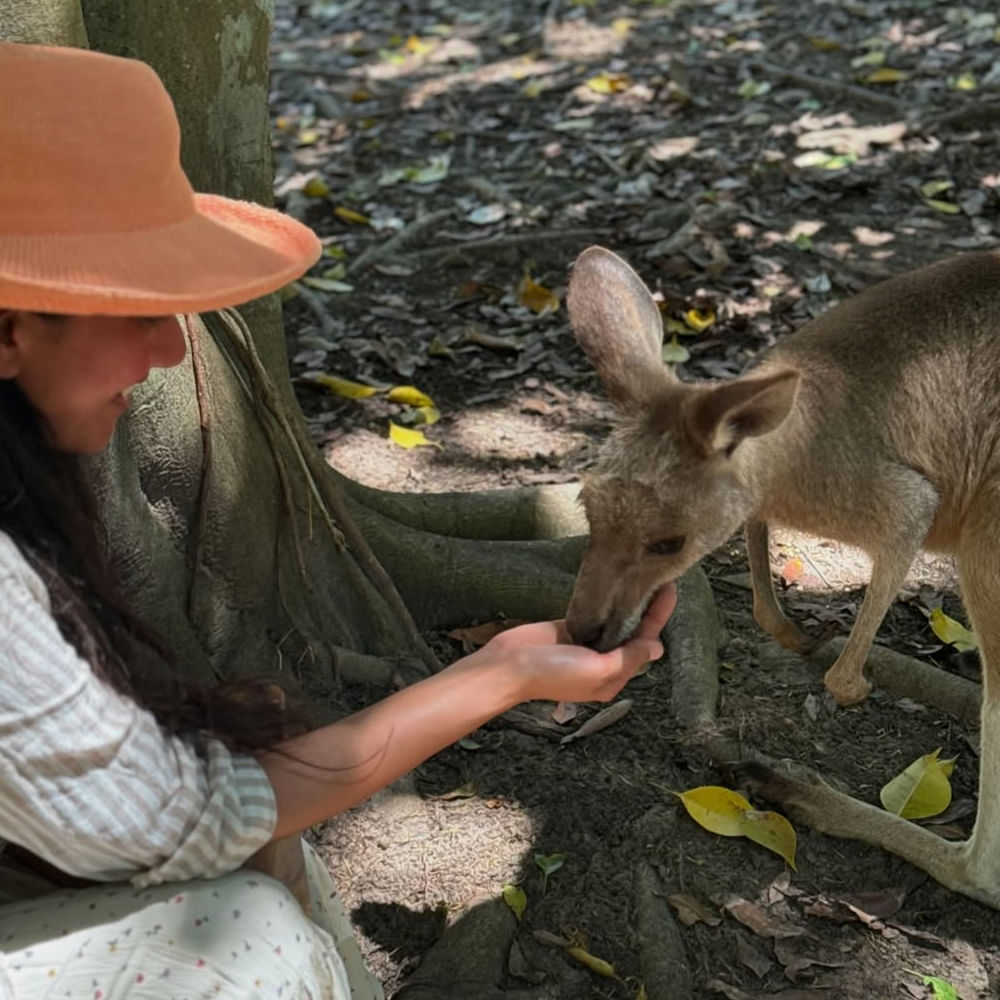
[2,0,593,707]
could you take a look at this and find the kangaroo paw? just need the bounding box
[772,619,839,655]
[823,667,872,707]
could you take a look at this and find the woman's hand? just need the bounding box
[472,582,677,704]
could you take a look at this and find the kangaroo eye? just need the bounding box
[648,536,686,557]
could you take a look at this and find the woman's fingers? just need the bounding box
[637,582,677,639]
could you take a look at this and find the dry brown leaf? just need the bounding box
[723,897,806,939]
[667,892,722,927]
[559,699,632,745]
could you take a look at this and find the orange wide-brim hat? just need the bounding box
[0,41,321,316]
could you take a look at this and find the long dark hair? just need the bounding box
[0,376,310,752]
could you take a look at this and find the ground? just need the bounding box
[269,2,1000,997]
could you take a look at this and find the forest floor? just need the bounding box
[271,1,1000,997]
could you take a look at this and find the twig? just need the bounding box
[347,207,456,275]
[407,226,611,264]
[750,59,904,114]
[924,99,1000,132]
[293,281,340,341]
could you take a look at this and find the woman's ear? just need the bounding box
[0,311,23,378]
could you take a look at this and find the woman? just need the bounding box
[0,41,675,999]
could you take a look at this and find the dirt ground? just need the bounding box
[269,1,1000,997]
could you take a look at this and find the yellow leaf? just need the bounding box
[387,385,436,408]
[924,198,961,215]
[675,786,752,837]
[683,308,716,332]
[880,748,955,820]
[405,34,433,56]
[676,787,798,868]
[297,128,319,146]
[502,883,527,921]
[389,422,438,449]
[334,206,370,225]
[585,70,630,94]
[865,67,909,84]
[612,17,636,37]
[312,375,377,399]
[740,809,798,870]
[808,35,841,51]
[517,275,560,314]
[303,177,330,198]
[522,80,543,98]
[951,72,977,91]
[566,946,616,978]
[929,608,977,651]
[412,405,441,426]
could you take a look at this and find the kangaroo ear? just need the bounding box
[567,246,671,408]
[687,368,799,456]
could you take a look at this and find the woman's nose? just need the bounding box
[146,316,187,369]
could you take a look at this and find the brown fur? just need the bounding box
[565,245,1000,907]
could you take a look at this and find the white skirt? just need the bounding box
[0,842,383,1000]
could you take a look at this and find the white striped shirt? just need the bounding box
[0,530,277,892]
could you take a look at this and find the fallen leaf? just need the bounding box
[907,971,958,1000]
[677,786,752,837]
[667,893,722,927]
[303,176,330,198]
[532,929,571,948]
[566,945,616,978]
[662,335,690,364]
[301,276,354,293]
[880,748,955,819]
[736,934,773,977]
[924,199,961,215]
[683,308,715,332]
[723,896,807,940]
[387,385,435,408]
[334,205,369,225]
[447,620,518,650]
[807,35,840,51]
[781,558,805,584]
[551,700,578,725]
[929,605,972,648]
[559,699,632,744]
[432,781,476,801]
[502,883,527,921]
[865,67,909,84]
[585,70,630,94]
[311,374,378,399]
[740,809,798,871]
[517,275,560,314]
[388,422,439,450]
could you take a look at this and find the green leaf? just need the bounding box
[880,748,955,820]
[661,334,690,364]
[907,970,958,1000]
[534,852,566,893]
[502,883,527,921]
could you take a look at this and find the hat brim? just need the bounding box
[0,194,321,316]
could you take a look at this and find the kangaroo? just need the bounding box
[564,245,1000,907]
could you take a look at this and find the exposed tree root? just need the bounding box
[337,476,587,540]
[667,567,723,731]
[757,638,981,726]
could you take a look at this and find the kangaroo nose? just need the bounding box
[575,625,606,650]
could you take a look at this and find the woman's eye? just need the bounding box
[647,536,686,557]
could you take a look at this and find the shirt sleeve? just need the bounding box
[0,533,277,886]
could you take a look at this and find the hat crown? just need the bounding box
[0,42,195,236]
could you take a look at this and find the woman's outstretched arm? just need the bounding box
[259,585,676,839]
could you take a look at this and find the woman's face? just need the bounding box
[0,312,187,453]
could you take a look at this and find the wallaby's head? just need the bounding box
[565,246,800,651]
